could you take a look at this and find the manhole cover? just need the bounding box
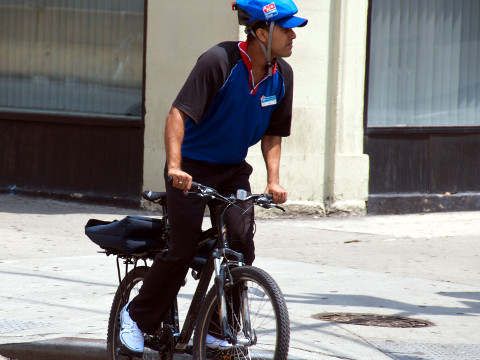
[312,312,434,328]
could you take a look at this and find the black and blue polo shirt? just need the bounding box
[173,40,293,165]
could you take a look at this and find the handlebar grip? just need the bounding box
[167,175,199,190]
[265,193,273,201]
[190,181,199,190]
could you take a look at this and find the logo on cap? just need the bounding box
[263,2,278,19]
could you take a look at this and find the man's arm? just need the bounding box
[164,106,192,193]
[261,135,287,204]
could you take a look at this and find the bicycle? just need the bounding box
[85,181,290,360]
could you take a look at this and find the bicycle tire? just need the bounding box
[193,266,290,360]
[107,266,175,360]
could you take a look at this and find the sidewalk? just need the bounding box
[0,193,479,359]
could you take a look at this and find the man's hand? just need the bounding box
[168,168,192,195]
[264,183,287,204]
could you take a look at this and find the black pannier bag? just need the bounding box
[85,216,164,255]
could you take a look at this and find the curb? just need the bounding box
[0,338,306,360]
[0,338,105,360]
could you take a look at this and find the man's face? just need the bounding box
[270,25,297,59]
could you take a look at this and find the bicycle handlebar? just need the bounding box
[166,176,283,211]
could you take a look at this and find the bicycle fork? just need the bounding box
[213,248,254,347]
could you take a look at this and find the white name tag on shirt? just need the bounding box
[261,95,277,107]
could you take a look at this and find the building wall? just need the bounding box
[326,0,370,212]
[143,1,238,191]
[143,0,370,214]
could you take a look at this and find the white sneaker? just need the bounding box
[206,333,233,350]
[119,302,144,355]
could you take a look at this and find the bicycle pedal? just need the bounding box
[116,335,144,357]
[116,345,143,358]
[205,349,235,360]
[220,355,242,360]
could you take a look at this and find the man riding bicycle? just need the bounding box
[119,0,308,355]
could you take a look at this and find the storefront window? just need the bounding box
[367,0,480,127]
[0,0,144,118]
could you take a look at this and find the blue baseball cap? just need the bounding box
[235,0,308,28]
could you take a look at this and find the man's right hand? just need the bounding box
[167,168,192,195]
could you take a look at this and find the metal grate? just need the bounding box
[0,318,51,334]
[312,312,434,328]
[373,341,480,360]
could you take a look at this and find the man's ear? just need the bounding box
[255,27,269,42]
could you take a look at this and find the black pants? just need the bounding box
[129,158,255,334]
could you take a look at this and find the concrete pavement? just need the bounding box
[0,193,479,359]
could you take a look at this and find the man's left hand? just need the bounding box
[264,183,287,204]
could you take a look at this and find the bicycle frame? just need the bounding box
[174,200,246,351]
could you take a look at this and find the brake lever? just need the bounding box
[256,195,286,212]
[189,186,215,199]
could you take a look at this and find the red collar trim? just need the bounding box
[238,41,277,95]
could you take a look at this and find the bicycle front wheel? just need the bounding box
[193,266,290,360]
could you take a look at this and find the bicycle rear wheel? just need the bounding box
[107,266,174,360]
[193,266,290,360]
